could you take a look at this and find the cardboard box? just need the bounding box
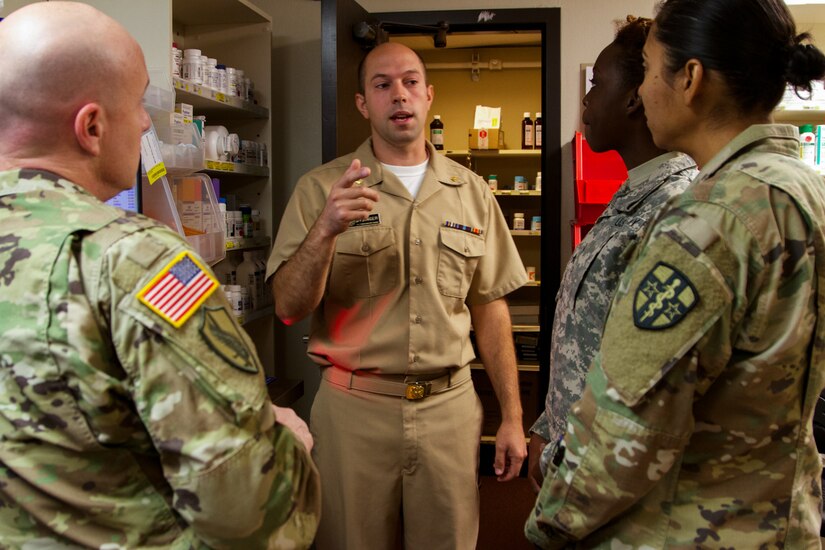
[468,128,500,150]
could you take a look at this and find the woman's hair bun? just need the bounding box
[785,34,825,93]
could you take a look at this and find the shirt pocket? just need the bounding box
[437,227,485,299]
[330,227,399,300]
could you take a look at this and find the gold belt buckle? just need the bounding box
[405,381,431,400]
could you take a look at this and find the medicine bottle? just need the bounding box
[215,64,228,94]
[531,216,542,232]
[236,69,246,99]
[514,176,527,191]
[534,112,542,150]
[171,43,182,78]
[521,112,534,149]
[226,67,238,97]
[488,175,498,191]
[430,115,444,150]
[535,171,542,191]
[800,124,817,166]
[181,49,203,85]
[513,212,525,230]
[199,54,208,87]
[206,58,218,89]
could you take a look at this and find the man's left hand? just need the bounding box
[494,420,527,481]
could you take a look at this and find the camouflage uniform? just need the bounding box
[531,152,696,474]
[0,169,320,549]
[525,125,825,548]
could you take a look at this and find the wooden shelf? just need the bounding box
[512,324,540,332]
[773,108,825,122]
[267,378,304,406]
[493,189,541,196]
[471,362,540,372]
[510,230,541,237]
[441,149,541,158]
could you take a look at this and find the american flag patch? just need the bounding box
[138,252,218,328]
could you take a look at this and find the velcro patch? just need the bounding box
[600,229,732,406]
[137,251,218,328]
[633,262,698,330]
[200,307,257,373]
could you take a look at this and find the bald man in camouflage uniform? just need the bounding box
[0,3,319,548]
[526,126,825,547]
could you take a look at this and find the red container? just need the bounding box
[572,131,627,249]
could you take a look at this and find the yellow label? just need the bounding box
[146,163,167,184]
[216,92,226,103]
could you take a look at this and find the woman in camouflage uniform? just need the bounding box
[527,0,825,547]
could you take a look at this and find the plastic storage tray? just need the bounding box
[143,84,205,175]
[142,173,225,266]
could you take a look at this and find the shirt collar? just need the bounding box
[353,138,469,188]
[624,151,681,192]
[696,124,799,181]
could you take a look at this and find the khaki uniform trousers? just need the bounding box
[310,369,483,550]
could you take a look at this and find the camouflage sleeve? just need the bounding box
[526,207,742,547]
[91,227,320,548]
[529,410,552,440]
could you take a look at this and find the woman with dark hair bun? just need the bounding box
[526,15,696,495]
[526,1,825,548]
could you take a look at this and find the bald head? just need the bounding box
[358,42,428,95]
[0,2,144,153]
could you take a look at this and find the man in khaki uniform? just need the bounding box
[268,42,528,549]
[0,3,319,548]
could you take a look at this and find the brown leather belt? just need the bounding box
[322,366,471,400]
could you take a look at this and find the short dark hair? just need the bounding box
[653,0,825,114]
[613,16,654,90]
[357,44,429,95]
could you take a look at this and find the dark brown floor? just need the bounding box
[477,476,536,550]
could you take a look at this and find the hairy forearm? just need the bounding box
[272,221,337,325]
[471,299,522,422]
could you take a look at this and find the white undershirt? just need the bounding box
[381,159,429,199]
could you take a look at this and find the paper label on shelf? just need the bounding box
[215,92,226,103]
[140,128,167,184]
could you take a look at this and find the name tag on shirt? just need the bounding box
[350,213,382,227]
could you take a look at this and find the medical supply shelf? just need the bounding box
[86,0,293,401]
[204,161,269,177]
[173,77,269,119]
[443,146,544,442]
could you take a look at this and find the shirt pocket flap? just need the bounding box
[440,227,485,258]
[337,227,395,257]
[600,230,732,407]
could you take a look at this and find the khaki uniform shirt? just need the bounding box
[268,139,527,374]
[531,153,696,474]
[0,170,320,549]
[526,125,825,548]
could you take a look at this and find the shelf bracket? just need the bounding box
[471,53,481,82]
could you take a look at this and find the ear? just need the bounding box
[355,93,369,120]
[74,103,104,156]
[426,83,434,108]
[626,88,643,116]
[681,59,704,106]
